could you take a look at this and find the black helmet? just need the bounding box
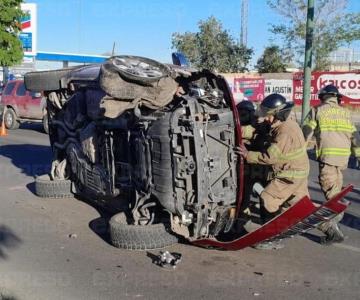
[237,100,257,125]
[318,84,342,101]
[237,100,256,112]
[257,93,294,121]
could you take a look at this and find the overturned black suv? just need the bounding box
[25,56,351,251]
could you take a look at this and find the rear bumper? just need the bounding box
[193,185,353,250]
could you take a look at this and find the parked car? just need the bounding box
[0,80,48,132]
[24,56,351,251]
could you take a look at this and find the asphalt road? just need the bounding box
[0,124,360,300]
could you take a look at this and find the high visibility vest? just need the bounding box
[247,119,310,180]
[303,98,359,167]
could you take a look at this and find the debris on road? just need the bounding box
[304,281,311,287]
[153,251,182,269]
[68,233,77,239]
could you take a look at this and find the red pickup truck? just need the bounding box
[0,80,48,133]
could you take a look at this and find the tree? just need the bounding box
[255,45,287,73]
[172,16,253,73]
[0,0,24,69]
[267,0,360,70]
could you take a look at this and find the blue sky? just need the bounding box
[28,0,360,66]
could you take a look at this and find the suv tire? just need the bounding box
[4,108,19,130]
[35,174,73,198]
[109,213,178,250]
[105,56,170,84]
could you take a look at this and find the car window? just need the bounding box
[16,83,27,96]
[3,82,16,95]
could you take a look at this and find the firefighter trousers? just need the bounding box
[318,162,346,232]
[318,162,345,199]
[260,177,309,213]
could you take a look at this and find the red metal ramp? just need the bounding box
[192,185,353,250]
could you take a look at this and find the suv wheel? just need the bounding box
[35,174,73,198]
[109,213,178,250]
[4,109,19,130]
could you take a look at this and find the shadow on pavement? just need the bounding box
[26,182,36,195]
[82,197,114,246]
[301,232,322,244]
[308,185,325,204]
[0,144,52,178]
[308,185,360,232]
[19,122,45,134]
[341,212,360,231]
[0,225,22,259]
[89,215,111,246]
[351,187,360,196]
[0,290,19,300]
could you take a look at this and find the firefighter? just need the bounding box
[237,100,271,147]
[302,84,360,245]
[237,99,257,142]
[237,94,310,222]
[237,100,272,213]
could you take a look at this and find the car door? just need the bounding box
[26,90,43,119]
[1,81,18,111]
[14,81,30,118]
[16,81,42,119]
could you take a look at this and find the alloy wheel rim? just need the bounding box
[5,112,13,126]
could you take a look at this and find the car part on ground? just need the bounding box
[35,174,73,199]
[192,185,352,250]
[154,251,182,268]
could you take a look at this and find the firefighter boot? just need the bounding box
[320,223,344,245]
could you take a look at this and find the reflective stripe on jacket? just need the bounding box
[246,119,310,180]
[242,125,255,140]
[303,97,360,167]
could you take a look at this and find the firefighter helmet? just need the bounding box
[257,93,294,121]
[237,100,257,125]
[237,100,256,112]
[318,84,342,101]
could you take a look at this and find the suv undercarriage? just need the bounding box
[25,56,240,248]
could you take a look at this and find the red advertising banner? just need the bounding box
[293,71,360,106]
[233,77,265,102]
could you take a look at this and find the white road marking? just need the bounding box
[8,185,26,191]
[333,243,360,253]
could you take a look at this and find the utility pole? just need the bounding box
[3,67,9,85]
[301,0,314,124]
[240,0,248,46]
[112,42,116,56]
